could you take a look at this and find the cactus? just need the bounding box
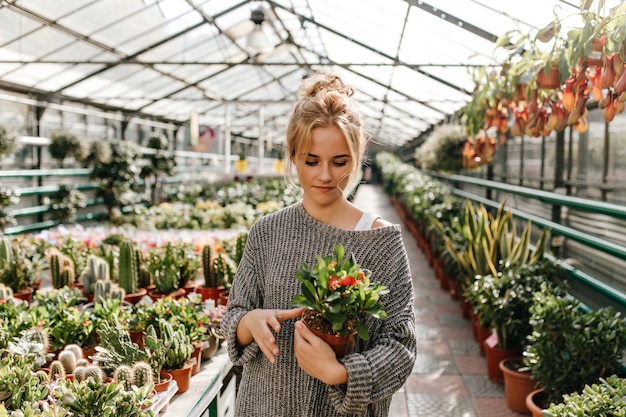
[76,358,89,368]
[234,232,248,266]
[81,255,110,295]
[0,236,13,269]
[95,278,125,303]
[114,364,134,391]
[74,365,87,382]
[58,349,77,374]
[0,237,21,292]
[132,361,154,388]
[214,253,236,289]
[202,244,217,287]
[50,360,66,380]
[63,343,84,361]
[83,364,104,382]
[163,325,194,371]
[118,240,138,294]
[35,369,49,384]
[135,248,151,288]
[0,283,13,301]
[48,249,75,289]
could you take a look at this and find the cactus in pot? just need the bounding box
[58,349,77,375]
[94,278,126,304]
[132,361,154,388]
[74,364,104,383]
[80,254,110,296]
[48,248,75,289]
[49,360,66,381]
[114,364,135,391]
[118,240,138,295]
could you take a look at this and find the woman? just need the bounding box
[222,72,416,416]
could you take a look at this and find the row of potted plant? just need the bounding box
[375,151,626,415]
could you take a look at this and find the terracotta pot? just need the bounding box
[155,371,172,393]
[459,297,471,319]
[526,389,548,417]
[302,319,356,358]
[500,357,537,414]
[148,287,186,302]
[195,286,225,304]
[476,325,492,357]
[128,329,145,349]
[166,362,193,394]
[219,290,229,306]
[13,287,34,303]
[483,338,522,384]
[124,287,148,305]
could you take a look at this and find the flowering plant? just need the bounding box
[292,244,388,340]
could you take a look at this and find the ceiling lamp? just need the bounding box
[246,8,273,54]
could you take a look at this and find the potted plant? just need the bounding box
[542,375,626,416]
[48,131,80,168]
[146,242,185,299]
[0,124,18,159]
[523,286,626,411]
[291,244,389,358]
[48,185,87,225]
[0,236,34,301]
[0,186,20,233]
[195,243,223,303]
[415,123,467,173]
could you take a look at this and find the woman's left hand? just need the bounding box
[294,320,348,385]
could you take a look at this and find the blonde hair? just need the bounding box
[284,73,367,187]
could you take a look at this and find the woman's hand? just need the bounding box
[294,320,348,385]
[237,307,306,364]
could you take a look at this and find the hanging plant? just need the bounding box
[0,125,18,159]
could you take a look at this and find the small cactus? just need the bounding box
[0,283,14,301]
[63,344,84,361]
[84,364,104,382]
[135,248,152,288]
[132,361,154,388]
[114,364,134,391]
[81,255,110,295]
[94,278,125,303]
[118,240,138,294]
[234,233,248,266]
[58,349,77,374]
[35,369,49,384]
[202,244,217,287]
[49,360,66,381]
[76,358,89,368]
[48,248,75,289]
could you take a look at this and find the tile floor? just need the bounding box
[352,183,527,417]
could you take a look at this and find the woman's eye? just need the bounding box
[305,161,318,166]
[334,161,347,167]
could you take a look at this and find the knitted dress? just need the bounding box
[222,201,417,416]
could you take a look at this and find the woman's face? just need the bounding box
[295,126,353,208]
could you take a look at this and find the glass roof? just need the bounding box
[0,0,620,149]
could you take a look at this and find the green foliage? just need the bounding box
[0,186,20,233]
[524,287,626,404]
[147,242,181,295]
[544,375,626,417]
[415,124,467,172]
[48,185,87,224]
[118,240,138,294]
[292,244,388,340]
[0,125,18,158]
[49,131,80,168]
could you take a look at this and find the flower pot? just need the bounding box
[302,319,356,358]
[219,290,229,306]
[195,286,225,304]
[128,329,145,349]
[155,371,173,393]
[526,389,549,417]
[123,287,148,305]
[499,357,537,414]
[483,337,522,383]
[148,287,185,302]
[476,325,492,357]
[13,287,34,303]
[166,362,193,394]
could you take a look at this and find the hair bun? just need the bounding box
[300,73,354,99]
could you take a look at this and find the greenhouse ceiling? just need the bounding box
[0,0,619,150]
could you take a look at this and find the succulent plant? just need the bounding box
[63,344,84,361]
[58,349,78,374]
[118,240,138,294]
[94,278,126,304]
[202,244,218,287]
[132,361,153,388]
[49,360,66,381]
[81,254,110,295]
[48,248,75,289]
[74,364,104,383]
[114,364,134,391]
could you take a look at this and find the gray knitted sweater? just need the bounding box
[222,201,416,417]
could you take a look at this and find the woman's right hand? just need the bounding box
[237,307,306,364]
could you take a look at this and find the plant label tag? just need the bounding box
[485,333,498,348]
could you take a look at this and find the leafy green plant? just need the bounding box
[147,242,181,295]
[543,375,626,417]
[48,185,87,224]
[0,186,20,233]
[49,131,80,168]
[524,287,626,405]
[0,124,18,159]
[415,124,467,172]
[292,244,388,340]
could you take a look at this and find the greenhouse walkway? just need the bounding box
[352,183,526,417]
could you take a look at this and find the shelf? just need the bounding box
[161,344,234,417]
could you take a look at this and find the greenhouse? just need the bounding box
[1,0,626,416]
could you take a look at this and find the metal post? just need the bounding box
[225,104,232,175]
[258,107,264,175]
